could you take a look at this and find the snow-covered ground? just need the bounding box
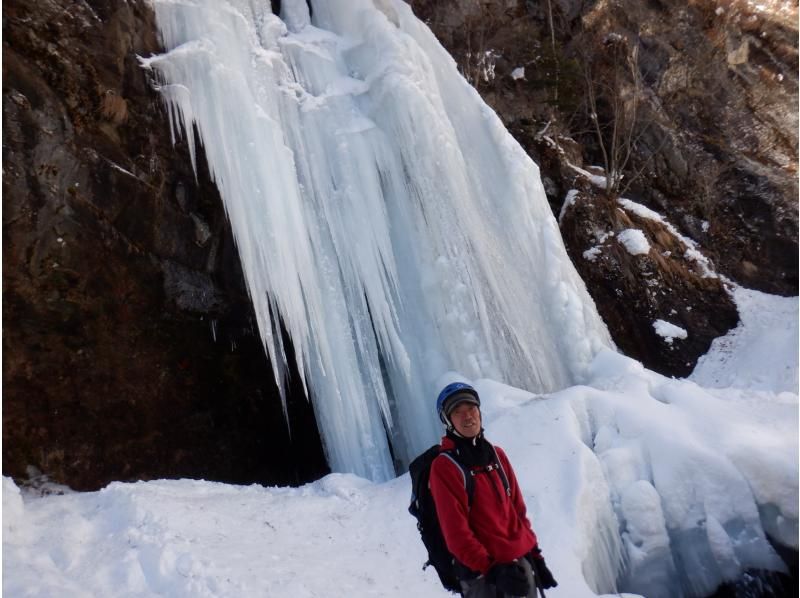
[4,288,797,598]
[690,286,798,393]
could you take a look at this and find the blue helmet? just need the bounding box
[436,382,480,424]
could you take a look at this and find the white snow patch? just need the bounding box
[511,66,525,80]
[691,286,799,393]
[617,229,651,256]
[559,189,580,224]
[584,246,603,262]
[567,162,608,189]
[653,319,688,344]
[617,198,716,277]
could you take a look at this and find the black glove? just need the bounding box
[453,560,480,582]
[526,547,558,589]
[489,562,530,597]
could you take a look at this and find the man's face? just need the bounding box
[449,402,481,438]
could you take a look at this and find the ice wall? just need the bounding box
[141,0,612,480]
[479,349,797,598]
[576,351,795,597]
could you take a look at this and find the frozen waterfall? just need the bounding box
[141,0,612,480]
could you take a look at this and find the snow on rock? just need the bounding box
[617,228,651,256]
[653,319,688,345]
[558,188,580,224]
[567,162,608,189]
[511,66,525,80]
[617,198,717,277]
[583,246,602,262]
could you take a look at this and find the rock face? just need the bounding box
[3,0,328,490]
[559,184,738,376]
[410,0,797,375]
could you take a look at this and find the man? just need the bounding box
[429,382,558,598]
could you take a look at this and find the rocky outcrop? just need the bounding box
[410,0,797,375]
[3,0,327,490]
[573,0,798,295]
[559,182,738,376]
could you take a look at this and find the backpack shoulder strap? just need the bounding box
[436,449,477,507]
[488,443,512,498]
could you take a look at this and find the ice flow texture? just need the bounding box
[141,0,611,480]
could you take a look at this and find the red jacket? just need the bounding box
[429,436,538,574]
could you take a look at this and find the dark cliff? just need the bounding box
[3,0,328,490]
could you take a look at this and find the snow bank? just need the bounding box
[576,351,796,597]
[5,474,437,598]
[3,476,26,538]
[691,286,799,393]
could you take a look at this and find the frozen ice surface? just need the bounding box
[141,0,612,480]
[576,350,795,597]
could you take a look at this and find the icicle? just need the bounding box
[143,0,612,481]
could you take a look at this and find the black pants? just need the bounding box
[459,557,539,598]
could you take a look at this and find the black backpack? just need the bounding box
[408,444,510,593]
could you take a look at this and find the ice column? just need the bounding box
[142,0,612,480]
